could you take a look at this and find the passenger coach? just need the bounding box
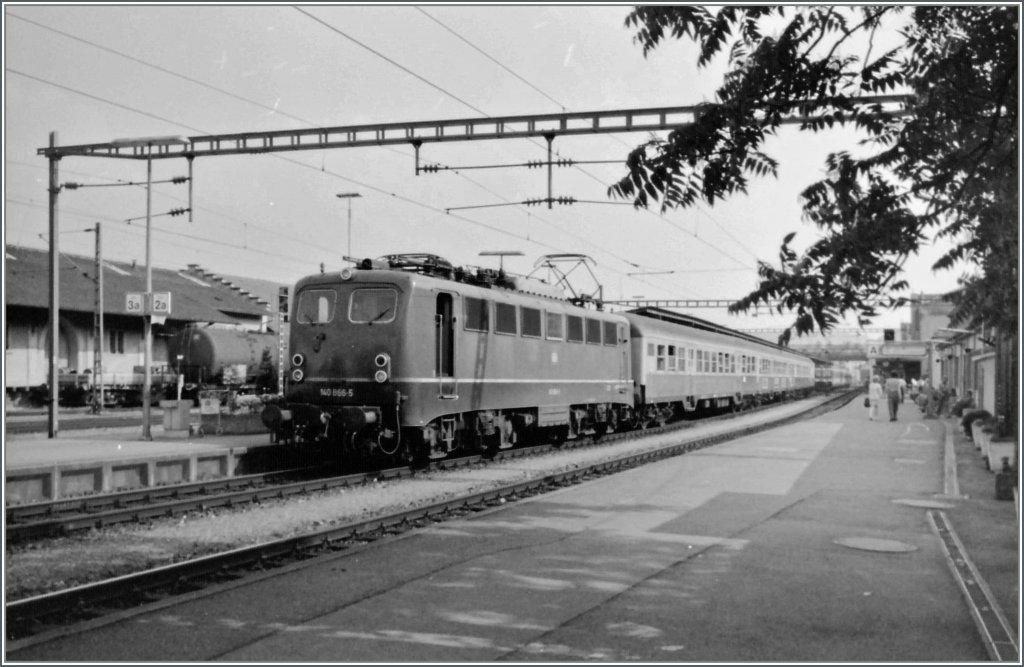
[623,307,815,424]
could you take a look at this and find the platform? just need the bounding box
[4,423,276,504]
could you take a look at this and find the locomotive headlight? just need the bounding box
[340,268,354,281]
[374,353,390,368]
[292,353,305,367]
[374,369,389,384]
[291,368,305,383]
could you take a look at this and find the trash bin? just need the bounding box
[159,399,192,431]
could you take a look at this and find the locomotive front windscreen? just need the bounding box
[349,288,397,324]
[297,289,338,324]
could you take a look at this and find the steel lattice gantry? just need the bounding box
[38,95,911,160]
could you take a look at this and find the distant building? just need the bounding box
[4,245,280,404]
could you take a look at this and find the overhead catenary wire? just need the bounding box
[8,13,753,302]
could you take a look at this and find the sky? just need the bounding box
[3,4,964,337]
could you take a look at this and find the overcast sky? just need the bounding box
[4,4,962,334]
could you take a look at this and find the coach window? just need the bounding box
[298,289,338,324]
[566,315,584,343]
[495,302,517,335]
[602,321,618,346]
[712,352,719,374]
[545,311,564,340]
[656,344,667,371]
[678,347,686,372]
[464,297,489,332]
[667,345,677,371]
[585,318,602,345]
[521,307,542,338]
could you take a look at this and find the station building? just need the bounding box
[4,245,286,406]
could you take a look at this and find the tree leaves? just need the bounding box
[614,6,1018,338]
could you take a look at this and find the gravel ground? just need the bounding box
[5,431,690,602]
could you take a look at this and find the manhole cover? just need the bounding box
[893,499,956,509]
[834,537,918,553]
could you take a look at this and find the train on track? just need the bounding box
[58,324,279,408]
[262,253,849,466]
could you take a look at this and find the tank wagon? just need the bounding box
[264,253,822,466]
[168,325,279,388]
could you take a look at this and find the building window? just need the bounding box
[108,330,125,354]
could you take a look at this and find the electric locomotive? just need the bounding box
[262,254,634,464]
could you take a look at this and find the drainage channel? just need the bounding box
[928,510,1019,663]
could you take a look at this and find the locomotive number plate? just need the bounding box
[320,387,355,399]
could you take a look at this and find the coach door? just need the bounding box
[435,293,457,399]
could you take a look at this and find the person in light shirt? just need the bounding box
[867,375,884,421]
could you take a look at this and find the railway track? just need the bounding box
[5,391,856,643]
[5,394,806,544]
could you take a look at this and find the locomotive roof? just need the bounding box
[302,253,584,304]
[625,307,814,360]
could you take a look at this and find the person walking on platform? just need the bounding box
[885,372,903,421]
[867,375,884,421]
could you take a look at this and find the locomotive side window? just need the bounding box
[545,312,564,340]
[297,289,338,324]
[349,288,397,324]
[464,297,490,332]
[567,316,584,343]
[585,318,601,345]
[521,307,542,338]
[495,302,517,335]
[603,321,617,346]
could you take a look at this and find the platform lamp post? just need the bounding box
[110,135,189,440]
[336,192,361,259]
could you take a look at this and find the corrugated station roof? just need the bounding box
[5,245,271,324]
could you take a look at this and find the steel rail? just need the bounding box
[5,392,855,643]
[4,393,802,543]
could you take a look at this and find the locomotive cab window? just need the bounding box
[464,297,490,332]
[297,289,338,324]
[495,302,517,335]
[566,315,584,343]
[520,307,542,338]
[545,312,564,340]
[603,321,618,346]
[349,288,397,324]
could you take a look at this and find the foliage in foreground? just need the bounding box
[611,6,1018,343]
